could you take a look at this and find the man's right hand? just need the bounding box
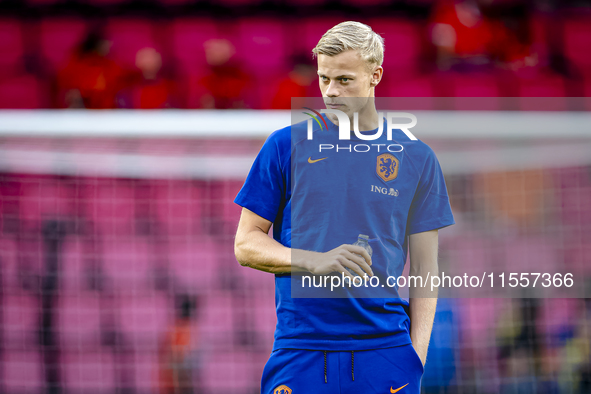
[295,245,374,279]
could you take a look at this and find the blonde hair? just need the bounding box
[312,21,384,67]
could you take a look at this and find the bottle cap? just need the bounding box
[358,234,369,240]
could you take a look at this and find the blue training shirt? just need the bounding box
[234,114,455,351]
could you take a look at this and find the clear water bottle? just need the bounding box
[347,234,373,276]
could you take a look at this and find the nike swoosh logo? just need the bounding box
[390,383,409,393]
[308,157,328,163]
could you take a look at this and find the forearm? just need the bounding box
[234,229,309,274]
[408,229,439,365]
[234,229,371,277]
[234,209,373,277]
[409,296,437,366]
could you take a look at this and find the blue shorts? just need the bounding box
[261,344,424,394]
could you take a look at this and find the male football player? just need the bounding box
[234,21,454,393]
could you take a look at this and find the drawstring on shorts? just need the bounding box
[351,351,355,381]
[322,350,355,383]
[323,351,327,383]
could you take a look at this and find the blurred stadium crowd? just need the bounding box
[0,0,591,109]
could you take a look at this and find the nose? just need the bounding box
[325,80,340,97]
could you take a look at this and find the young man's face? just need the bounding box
[317,49,382,116]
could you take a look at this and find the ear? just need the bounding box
[370,66,383,87]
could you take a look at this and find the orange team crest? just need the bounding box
[273,385,292,394]
[376,153,399,182]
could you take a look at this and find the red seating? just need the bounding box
[202,351,258,391]
[0,19,23,76]
[343,0,391,6]
[202,180,244,234]
[153,180,203,238]
[157,0,193,4]
[530,15,550,67]
[216,0,262,6]
[0,75,44,109]
[167,238,219,290]
[501,236,559,274]
[2,351,44,393]
[27,0,60,6]
[57,293,102,350]
[517,74,567,111]
[235,19,288,76]
[368,19,422,73]
[292,17,349,57]
[585,78,591,110]
[451,74,500,97]
[39,18,88,73]
[387,75,434,97]
[220,180,245,229]
[118,294,170,351]
[86,0,128,5]
[170,18,221,76]
[249,287,276,339]
[564,16,591,76]
[385,76,435,110]
[60,238,86,294]
[132,353,159,392]
[27,0,61,4]
[0,175,20,227]
[81,180,136,237]
[285,0,327,6]
[102,238,151,292]
[61,351,116,392]
[555,168,591,276]
[518,74,566,97]
[198,292,235,346]
[18,176,75,226]
[13,230,45,285]
[450,74,501,110]
[446,236,492,275]
[0,237,19,291]
[2,294,39,350]
[456,298,503,351]
[0,14,588,110]
[105,19,158,70]
[556,167,591,229]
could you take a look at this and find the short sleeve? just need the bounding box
[234,129,287,222]
[407,148,455,235]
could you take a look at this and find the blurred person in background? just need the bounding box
[56,27,138,109]
[118,47,177,109]
[429,0,536,72]
[159,293,201,394]
[563,301,591,393]
[539,345,561,394]
[197,39,250,109]
[496,299,541,393]
[271,54,315,109]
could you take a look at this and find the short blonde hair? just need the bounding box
[312,21,384,67]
